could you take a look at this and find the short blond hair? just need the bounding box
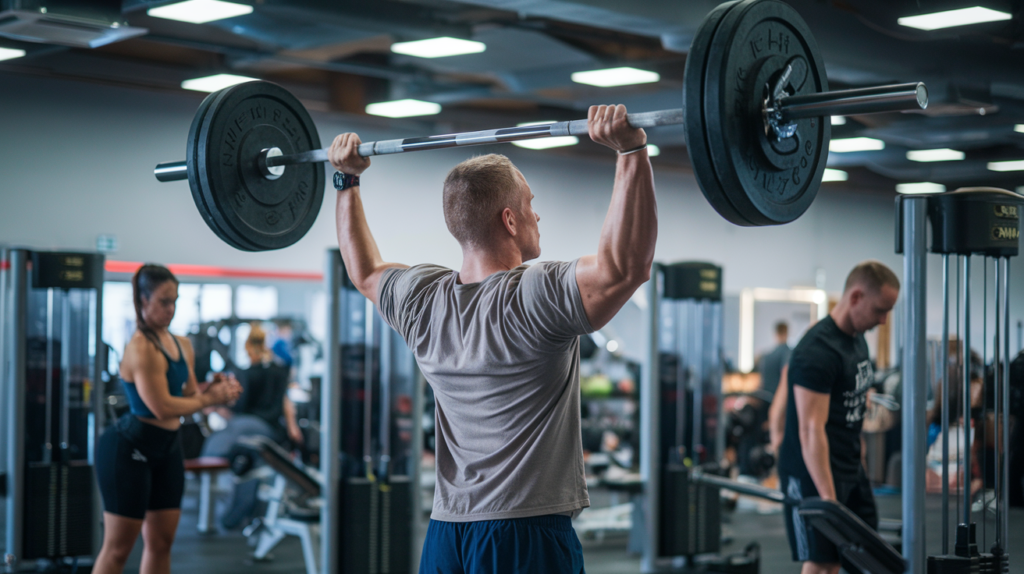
[844,260,900,293]
[442,154,522,248]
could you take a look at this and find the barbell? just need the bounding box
[154,0,929,251]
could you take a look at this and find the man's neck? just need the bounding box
[829,303,856,336]
[459,247,523,284]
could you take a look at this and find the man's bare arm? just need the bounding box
[768,365,789,453]
[793,385,837,500]
[330,133,409,305]
[575,105,657,330]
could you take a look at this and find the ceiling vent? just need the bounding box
[0,7,146,48]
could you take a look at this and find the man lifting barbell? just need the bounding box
[327,104,654,573]
[777,261,900,574]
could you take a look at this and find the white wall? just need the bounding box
[2,73,1022,355]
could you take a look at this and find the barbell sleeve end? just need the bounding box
[155,161,188,182]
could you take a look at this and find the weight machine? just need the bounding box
[1,249,105,571]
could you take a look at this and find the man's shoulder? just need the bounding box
[791,320,842,364]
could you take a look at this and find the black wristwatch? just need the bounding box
[333,171,361,191]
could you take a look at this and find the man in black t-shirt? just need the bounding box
[778,261,899,574]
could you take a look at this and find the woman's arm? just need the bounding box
[283,394,303,444]
[131,338,241,421]
[179,336,200,398]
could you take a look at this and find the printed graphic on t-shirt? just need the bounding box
[842,360,874,425]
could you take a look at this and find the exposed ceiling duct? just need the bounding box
[0,1,145,48]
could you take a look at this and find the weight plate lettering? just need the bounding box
[704,0,829,225]
[194,81,324,251]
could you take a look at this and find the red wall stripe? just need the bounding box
[105,260,323,281]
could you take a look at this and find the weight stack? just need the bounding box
[339,476,412,573]
[22,462,94,560]
[660,464,721,557]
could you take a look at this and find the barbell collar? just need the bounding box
[777,82,928,122]
[155,161,188,182]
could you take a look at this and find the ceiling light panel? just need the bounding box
[365,99,441,118]
[1015,125,1024,134]
[181,73,257,92]
[571,67,660,87]
[0,47,25,61]
[512,137,579,150]
[391,37,486,58]
[897,7,1011,31]
[896,182,946,194]
[822,169,848,182]
[149,0,253,24]
[831,116,846,126]
[906,149,965,162]
[829,137,885,153]
[988,160,1024,172]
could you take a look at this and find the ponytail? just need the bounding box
[132,264,178,347]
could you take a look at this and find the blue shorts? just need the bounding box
[419,515,586,574]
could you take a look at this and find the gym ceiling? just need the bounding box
[2,0,1023,193]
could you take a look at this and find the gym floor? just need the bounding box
[91,484,1024,573]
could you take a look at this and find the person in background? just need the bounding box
[778,261,900,574]
[271,318,294,368]
[94,264,242,574]
[760,321,791,399]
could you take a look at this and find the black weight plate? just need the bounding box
[704,0,830,226]
[186,90,257,251]
[196,81,324,251]
[683,0,755,226]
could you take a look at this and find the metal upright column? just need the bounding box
[901,197,928,574]
[4,250,28,569]
[940,255,950,554]
[321,250,343,574]
[640,271,660,574]
[962,256,972,526]
[1000,258,1011,548]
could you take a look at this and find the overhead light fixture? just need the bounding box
[571,67,660,88]
[987,159,1024,172]
[897,6,1011,31]
[822,168,848,182]
[896,182,946,194]
[829,137,885,153]
[0,47,26,61]
[390,37,486,58]
[365,99,441,118]
[509,121,579,150]
[831,116,846,126]
[906,148,965,162]
[148,0,253,24]
[1015,124,1024,134]
[646,144,660,157]
[181,73,257,92]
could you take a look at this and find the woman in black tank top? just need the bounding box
[93,264,242,574]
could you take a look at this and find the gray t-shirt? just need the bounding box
[377,259,593,522]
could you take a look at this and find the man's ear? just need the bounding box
[502,207,517,237]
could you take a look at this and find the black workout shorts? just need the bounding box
[95,414,185,520]
[780,467,878,564]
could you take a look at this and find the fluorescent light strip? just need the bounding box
[181,73,257,92]
[148,0,253,24]
[988,159,1024,172]
[512,137,578,150]
[391,37,485,58]
[571,67,660,87]
[0,47,26,61]
[906,148,965,162]
[898,6,1011,31]
[829,137,885,153]
[365,99,441,118]
[646,144,660,157]
[1015,125,1024,134]
[822,168,848,182]
[831,116,846,126]
[896,182,946,194]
